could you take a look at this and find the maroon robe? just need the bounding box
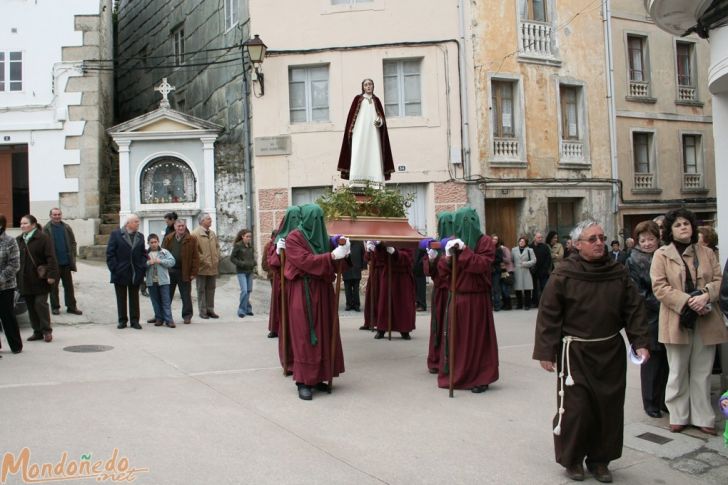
[437,236,499,389]
[284,230,345,385]
[268,243,293,372]
[372,247,416,334]
[337,94,395,181]
[363,251,378,329]
[424,254,448,372]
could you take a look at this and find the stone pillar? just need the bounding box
[117,139,131,226]
[202,136,217,232]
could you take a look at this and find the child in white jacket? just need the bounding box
[145,234,176,327]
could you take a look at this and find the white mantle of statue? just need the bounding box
[107,91,222,237]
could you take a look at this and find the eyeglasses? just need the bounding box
[579,234,607,244]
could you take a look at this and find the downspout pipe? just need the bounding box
[241,51,255,240]
[603,0,619,218]
[458,0,471,178]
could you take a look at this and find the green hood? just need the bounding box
[275,206,302,244]
[437,212,454,240]
[453,207,483,249]
[298,204,330,255]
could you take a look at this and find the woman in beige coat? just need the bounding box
[651,208,728,436]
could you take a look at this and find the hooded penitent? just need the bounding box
[275,206,302,244]
[297,204,330,255]
[437,212,454,240]
[453,207,483,249]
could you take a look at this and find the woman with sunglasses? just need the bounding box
[651,208,728,435]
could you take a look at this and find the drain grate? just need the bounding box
[63,345,114,353]
[636,432,673,445]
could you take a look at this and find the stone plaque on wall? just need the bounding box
[255,136,292,156]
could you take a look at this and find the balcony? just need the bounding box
[493,137,520,160]
[518,20,560,65]
[682,172,706,192]
[678,86,696,101]
[560,140,585,163]
[633,173,660,193]
[629,81,650,97]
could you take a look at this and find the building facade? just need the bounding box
[248,0,471,251]
[0,0,113,245]
[612,0,716,239]
[115,0,252,250]
[471,0,615,247]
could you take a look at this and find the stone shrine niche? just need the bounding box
[141,156,196,204]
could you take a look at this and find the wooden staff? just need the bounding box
[387,251,393,341]
[280,249,289,376]
[368,257,375,332]
[449,250,459,398]
[328,238,347,393]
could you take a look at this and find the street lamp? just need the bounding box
[243,34,267,96]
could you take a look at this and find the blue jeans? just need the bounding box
[148,284,173,323]
[237,272,253,316]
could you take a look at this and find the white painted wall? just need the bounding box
[0,0,100,215]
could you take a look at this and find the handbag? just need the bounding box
[24,244,49,280]
[527,248,537,275]
[678,247,702,330]
[501,270,513,286]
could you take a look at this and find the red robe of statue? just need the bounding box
[284,230,345,385]
[337,94,395,181]
[424,254,448,372]
[372,246,416,334]
[437,236,499,389]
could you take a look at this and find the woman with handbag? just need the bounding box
[512,236,536,310]
[16,214,59,343]
[499,239,515,310]
[651,208,728,435]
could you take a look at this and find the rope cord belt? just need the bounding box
[553,332,620,436]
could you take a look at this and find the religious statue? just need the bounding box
[337,79,395,188]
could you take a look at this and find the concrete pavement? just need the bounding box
[1,260,727,484]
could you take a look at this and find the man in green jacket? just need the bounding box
[44,208,82,315]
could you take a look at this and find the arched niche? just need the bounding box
[140,156,197,204]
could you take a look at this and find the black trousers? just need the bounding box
[344,279,361,310]
[0,288,23,352]
[49,265,77,310]
[25,293,52,335]
[415,275,427,310]
[169,268,193,320]
[114,284,140,325]
[641,348,669,412]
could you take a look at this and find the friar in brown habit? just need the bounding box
[533,220,649,483]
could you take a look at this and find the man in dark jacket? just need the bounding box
[343,240,365,311]
[106,214,147,329]
[44,208,82,316]
[531,231,552,307]
[162,219,199,324]
[533,220,649,482]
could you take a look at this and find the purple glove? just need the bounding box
[329,234,342,248]
[440,236,453,249]
[419,238,435,250]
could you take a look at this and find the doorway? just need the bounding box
[0,144,29,227]
[485,198,520,248]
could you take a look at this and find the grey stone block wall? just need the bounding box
[116,0,252,250]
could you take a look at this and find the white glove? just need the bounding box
[445,238,465,256]
[386,246,395,255]
[342,238,351,252]
[276,238,286,255]
[332,244,349,260]
[427,248,438,261]
[365,240,376,252]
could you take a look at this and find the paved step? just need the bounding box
[101,213,119,224]
[99,223,118,235]
[95,234,110,245]
[78,245,107,261]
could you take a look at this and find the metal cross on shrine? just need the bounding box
[155,78,175,109]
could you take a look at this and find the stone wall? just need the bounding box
[257,187,289,251]
[433,181,468,214]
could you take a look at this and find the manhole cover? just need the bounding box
[63,345,114,353]
[636,432,673,445]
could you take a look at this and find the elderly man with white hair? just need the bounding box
[533,219,649,483]
[191,212,220,319]
[106,214,147,329]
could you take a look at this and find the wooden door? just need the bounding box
[485,198,519,248]
[0,152,12,225]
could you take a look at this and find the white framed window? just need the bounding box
[631,129,659,192]
[172,25,185,65]
[0,51,23,92]
[522,0,547,22]
[289,65,329,123]
[557,81,590,165]
[675,41,698,102]
[393,183,428,234]
[517,0,558,63]
[488,75,526,164]
[292,186,331,206]
[626,34,652,99]
[383,59,422,117]
[224,0,239,31]
[681,133,705,191]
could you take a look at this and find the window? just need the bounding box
[172,25,184,65]
[288,65,329,123]
[682,134,700,174]
[676,42,693,87]
[492,81,515,138]
[0,51,22,91]
[141,157,196,204]
[632,132,652,173]
[383,59,422,117]
[292,186,331,206]
[225,0,239,31]
[560,86,579,140]
[522,0,547,22]
[627,35,646,82]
